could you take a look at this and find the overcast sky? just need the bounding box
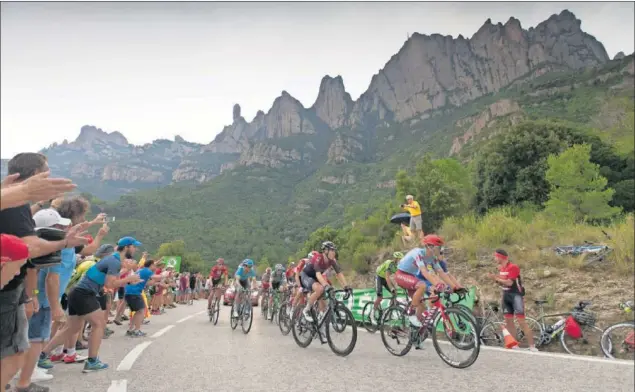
[2,1,633,158]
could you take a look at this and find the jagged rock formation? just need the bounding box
[7,9,626,199]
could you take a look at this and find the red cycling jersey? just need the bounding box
[209,265,228,280]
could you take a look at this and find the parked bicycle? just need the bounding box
[476,300,541,348]
[291,288,357,357]
[600,301,634,361]
[530,299,603,356]
[230,287,254,334]
[380,288,480,369]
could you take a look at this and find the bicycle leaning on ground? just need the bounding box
[380,288,480,369]
[476,300,540,348]
[291,287,357,357]
[600,300,634,361]
[230,286,254,334]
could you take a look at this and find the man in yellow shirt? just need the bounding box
[401,194,424,241]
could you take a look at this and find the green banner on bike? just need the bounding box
[336,286,477,332]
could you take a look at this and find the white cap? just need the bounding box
[406,195,414,200]
[33,208,72,228]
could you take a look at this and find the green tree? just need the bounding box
[297,226,340,259]
[544,144,621,223]
[256,256,270,275]
[396,156,475,232]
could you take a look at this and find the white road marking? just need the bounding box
[151,325,175,338]
[361,329,632,366]
[107,379,127,392]
[116,341,153,371]
[176,310,206,323]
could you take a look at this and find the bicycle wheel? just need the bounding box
[278,303,292,336]
[361,302,379,333]
[479,321,504,347]
[230,302,238,330]
[261,295,268,318]
[431,307,480,369]
[560,324,604,356]
[241,302,253,334]
[325,304,357,357]
[212,298,220,325]
[601,321,634,360]
[380,305,413,356]
[291,306,314,348]
[515,317,542,348]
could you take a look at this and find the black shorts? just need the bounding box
[375,276,390,297]
[502,292,525,317]
[125,295,146,312]
[300,271,317,291]
[212,278,222,287]
[272,281,282,291]
[117,287,125,299]
[238,279,248,289]
[60,293,68,311]
[68,288,102,316]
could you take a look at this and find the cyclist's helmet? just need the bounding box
[321,241,337,252]
[217,258,224,265]
[422,234,444,247]
[275,263,283,270]
[242,259,254,267]
[393,251,404,259]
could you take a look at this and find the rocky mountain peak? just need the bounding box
[614,51,626,60]
[174,135,186,143]
[74,125,129,148]
[233,104,242,122]
[312,75,354,130]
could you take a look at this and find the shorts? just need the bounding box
[272,281,282,291]
[502,292,525,318]
[67,287,102,316]
[237,279,248,289]
[0,286,29,359]
[395,270,430,298]
[375,276,390,297]
[125,295,146,312]
[261,282,271,290]
[185,288,192,294]
[118,287,125,300]
[98,292,107,311]
[211,278,222,287]
[28,307,52,342]
[300,271,317,291]
[410,215,423,231]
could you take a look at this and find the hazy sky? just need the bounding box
[2,1,634,158]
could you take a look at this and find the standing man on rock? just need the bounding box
[401,195,423,242]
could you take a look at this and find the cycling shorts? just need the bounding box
[211,278,222,287]
[375,276,390,297]
[395,270,430,298]
[272,281,282,291]
[237,279,248,290]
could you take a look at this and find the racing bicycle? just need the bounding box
[600,301,634,360]
[208,285,225,325]
[380,288,480,369]
[230,286,254,334]
[292,288,357,357]
[361,292,407,333]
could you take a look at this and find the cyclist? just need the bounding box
[233,259,256,318]
[285,262,296,284]
[301,241,351,322]
[395,234,457,328]
[267,264,287,310]
[292,254,312,308]
[373,252,403,312]
[207,258,229,310]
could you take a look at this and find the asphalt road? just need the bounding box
[34,301,634,392]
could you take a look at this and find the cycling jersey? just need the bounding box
[397,247,441,276]
[376,259,397,279]
[271,268,285,283]
[285,267,295,282]
[209,265,228,280]
[296,259,308,274]
[235,266,256,282]
[261,272,271,283]
[303,252,342,279]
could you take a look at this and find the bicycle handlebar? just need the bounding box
[326,288,353,301]
[429,288,468,304]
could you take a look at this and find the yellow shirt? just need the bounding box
[403,201,422,217]
[138,256,146,268]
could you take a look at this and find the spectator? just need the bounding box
[1,172,75,212]
[15,209,73,391]
[400,223,413,246]
[487,249,537,351]
[0,153,88,390]
[0,235,30,290]
[401,195,423,242]
[124,259,162,337]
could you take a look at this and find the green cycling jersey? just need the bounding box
[376,259,397,279]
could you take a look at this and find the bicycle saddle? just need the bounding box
[534,299,549,305]
[578,300,592,308]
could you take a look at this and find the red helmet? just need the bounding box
[422,234,444,247]
[217,258,224,265]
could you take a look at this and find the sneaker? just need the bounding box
[131,330,147,338]
[49,353,64,363]
[528,346,539,352]
[13,383,50,392]
[82,358,108,373]
[36,357,54,370]
[302,308,313,322]
[142,319,150,325]
[125,330,134,336]
[113,319,122,326]
[63,353,87,364]
[31,368,54,383]
[121,315,129,321]
[408,315,422,327]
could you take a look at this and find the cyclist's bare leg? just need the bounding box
[373,295,383,310]
[412,284,427,320]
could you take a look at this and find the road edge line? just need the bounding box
[116,341,153,371]
[151,325,175,338]
[107,379,127,392]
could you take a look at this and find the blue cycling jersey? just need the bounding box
[397,248,441,276]
[235,265,256,281]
